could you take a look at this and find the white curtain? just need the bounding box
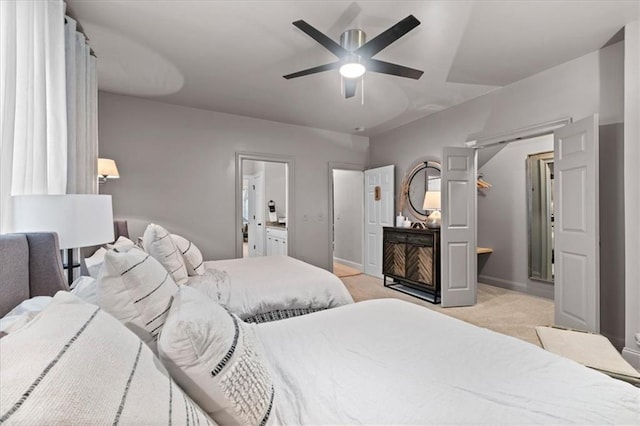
[0,0,68,233]
[65,16,98,195]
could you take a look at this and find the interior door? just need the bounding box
[247,175,257,257]
[554,115,599,332]
[441,147,477,307]
[254,171,265,256]
[247,172,265,257]
[364,165,394,277]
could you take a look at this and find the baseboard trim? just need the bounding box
[333,257,363,272]
[622,347,640,371]
[479,275,554,299]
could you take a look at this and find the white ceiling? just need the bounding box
[66,1,638,137]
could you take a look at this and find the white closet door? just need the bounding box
[554,115,599,332]
[441,147,477,307]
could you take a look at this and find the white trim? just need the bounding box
[468,117,572,148]
[478,275,553,300]
[333,257,363,272]
[622,348,640,372]
[235,152,295,259]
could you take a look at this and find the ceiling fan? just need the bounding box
[283,15,424,99]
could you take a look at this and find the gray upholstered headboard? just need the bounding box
[0,233,69,316]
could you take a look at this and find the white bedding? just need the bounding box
[198,255,353,320]
[255,299,640,424]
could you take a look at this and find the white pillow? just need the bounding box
[171,234,205,276]
[0,291,213,424]
[143,224,189,285]
[84,246,107,278]
[70,275,98,305]
[107,235,136,250]
[158,286,275,425]
[0,296,52,334]
[84,238,136,279]
[186,268,231,306]
[96,245,179,349]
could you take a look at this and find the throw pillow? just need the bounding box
[171,234,205,276]
[158,286,275,425]
[96,245,178,349]
[143,224,189,285]
[0,291,212,424]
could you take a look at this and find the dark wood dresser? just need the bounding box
[383,227,441,303]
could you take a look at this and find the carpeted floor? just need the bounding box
[333,262,362,278]
[340,274,554,346]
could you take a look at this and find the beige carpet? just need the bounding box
[333,262,362,278]
[341,274,553,346]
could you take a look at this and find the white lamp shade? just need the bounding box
[98,158,119,179]
[423,191,441,210]
[11,195,114,249]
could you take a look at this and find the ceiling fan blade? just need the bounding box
[344,78,357,99]
[367,59,423,80]
[293,20,349,58]
[354,15,420,58]
[283,62,341,79]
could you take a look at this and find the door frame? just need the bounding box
[235,152,295,259]
[455,117,573,304]
[328,162,365,273]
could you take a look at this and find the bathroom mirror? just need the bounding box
[526,151,554,283]
[403,160,441,221]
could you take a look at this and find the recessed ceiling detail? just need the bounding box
[82,22,184,97]
[66,1,637,136]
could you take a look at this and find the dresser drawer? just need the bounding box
[384,230,406,244]
[406,233,434,247]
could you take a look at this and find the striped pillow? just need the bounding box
[143,224,189,285]
[0,292,213,425]
[171,234,205,276]
[96,246,178,350]
[158,286,275,425]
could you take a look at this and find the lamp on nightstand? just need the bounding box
[11,195,114,285]
[423,191,441,228]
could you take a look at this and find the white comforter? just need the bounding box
[255,299,640,424]
[193,255,353,320]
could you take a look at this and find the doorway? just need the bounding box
[476,133,555,299]
[331,168,364,277]
[236,153,294,259]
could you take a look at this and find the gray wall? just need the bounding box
[477,134,554,299]
[264,162,286,219]
[599,123,625,350]
[98,92,368,270]
[333,169,363,268]
[369,41,627,342]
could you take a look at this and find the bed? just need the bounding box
[103,221,353,322]
[2,232,638,425]
[199,255,353,322]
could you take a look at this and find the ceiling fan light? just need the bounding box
[339,63,366,79]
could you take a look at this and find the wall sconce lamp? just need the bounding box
[98,158,119,184]
[423,191,441,228]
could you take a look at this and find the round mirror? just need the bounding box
[403,160,441,221]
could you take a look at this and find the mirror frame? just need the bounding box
[403,160,441,222]
[526,150,554,284]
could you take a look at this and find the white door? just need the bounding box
[254,172,265,256]
[554,115,599,332]
[364,165,394,277]
[247,173,265,257]
[441,147,477,307]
